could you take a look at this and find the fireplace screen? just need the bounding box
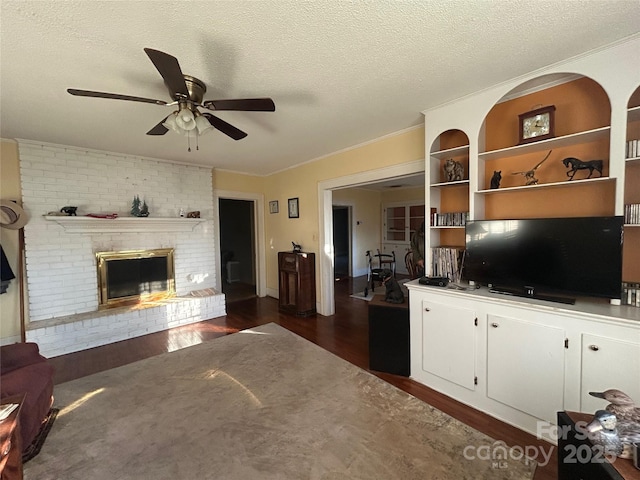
[96,248,175,308]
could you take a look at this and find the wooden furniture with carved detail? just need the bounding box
[0,395,24,480]
[278,251,316,316]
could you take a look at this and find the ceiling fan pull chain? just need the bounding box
[187,134,191,152]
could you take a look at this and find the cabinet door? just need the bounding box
[421,299,476,390]
[384,206,407,242]
[487,315,565,423]
[580,334,640,413]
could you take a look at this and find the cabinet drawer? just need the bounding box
[279,254,298,272]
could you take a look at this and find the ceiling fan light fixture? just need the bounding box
[195,114,213,136]
[162,111,180,133]
[175,107,196,131]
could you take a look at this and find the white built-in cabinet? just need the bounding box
[486,315,565,424]
[580,333,640,413]
[408,283,640,442]
[420,300,476,390]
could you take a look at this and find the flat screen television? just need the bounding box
[463,216,624,304]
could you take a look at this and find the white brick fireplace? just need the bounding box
[18,140,226,357]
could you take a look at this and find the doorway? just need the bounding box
[317,160,425,316]
[218,198,256,302]
[332,206,351,279]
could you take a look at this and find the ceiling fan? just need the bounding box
[67,48,275,147]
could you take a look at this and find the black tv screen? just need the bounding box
[464,216,624,302]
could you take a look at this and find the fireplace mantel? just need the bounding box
[44,216,204,233]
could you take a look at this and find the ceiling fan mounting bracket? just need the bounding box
[180,75,206,104]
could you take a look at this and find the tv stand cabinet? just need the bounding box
[407,281,640,442]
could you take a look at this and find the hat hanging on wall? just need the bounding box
[0,200,28,230]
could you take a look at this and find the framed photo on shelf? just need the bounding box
[288,197,299,218]
[518,105,555,144]
[269,200,279,214]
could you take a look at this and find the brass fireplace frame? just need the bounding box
[96,248,175,308]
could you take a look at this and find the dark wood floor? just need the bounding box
[48,276,556,480]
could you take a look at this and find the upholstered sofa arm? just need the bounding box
[0,342,46,376]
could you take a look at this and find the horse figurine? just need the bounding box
[562,157,603,180]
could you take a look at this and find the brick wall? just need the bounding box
[18,140,225,356]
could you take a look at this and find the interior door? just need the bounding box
[332,206,350,278]
[219,198,256,299]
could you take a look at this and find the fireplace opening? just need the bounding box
[96,248,175,308]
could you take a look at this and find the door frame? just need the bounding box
[213,190,266,297]
[317,160,425,316]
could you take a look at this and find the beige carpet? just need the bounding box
[25,323,536,479]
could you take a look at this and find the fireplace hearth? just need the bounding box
[97,248,175,308]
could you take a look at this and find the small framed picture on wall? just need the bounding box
[288,197,299,218]
[269,200,279,214]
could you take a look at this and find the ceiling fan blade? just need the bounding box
[144,48,189,98]
[67,89,167,105]
[202,113,247,140]
[203,98,275,112]
[146,117,169,135]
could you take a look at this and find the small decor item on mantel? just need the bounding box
[60,206,78,216]
[562,157,604,181]
[511,150,552,186]
[292,241,302,253]
[139,200,149,217]
[186,211,200,218]
[443,158,464,182]
[518,105,555,144]
[131,195,150,217]
[490,170,502,189]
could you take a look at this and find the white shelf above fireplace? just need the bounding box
[44,216,205,233]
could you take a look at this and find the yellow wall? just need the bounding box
[264,128,425,291]
[0,140,23,342]
[332,187,383,274]
[381,186,424,204]
[215,127,425,293]
[212,169,265,193]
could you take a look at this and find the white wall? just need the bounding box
[18,141,225,356]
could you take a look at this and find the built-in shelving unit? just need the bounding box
[430,179,470,188]
[478,126,610,161]
[477,176,613,194]
[427,130,469,278]
[623,88,640,289]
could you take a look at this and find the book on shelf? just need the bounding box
[627,139,639,159]
[624,204,640,224]
[432,211,469,227]
[622,282,640,307]
[431,246,464,283]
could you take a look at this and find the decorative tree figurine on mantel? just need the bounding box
[131,195,141,217]
[131,195,150,217]
[140,200,149,217]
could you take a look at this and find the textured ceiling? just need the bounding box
[1,1,639,176]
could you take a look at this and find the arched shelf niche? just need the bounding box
[623,85,640,284]
[476,73,614,220]
[427,129,470,262]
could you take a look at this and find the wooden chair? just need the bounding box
[405,251,418,279]
[365,250,396,296]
